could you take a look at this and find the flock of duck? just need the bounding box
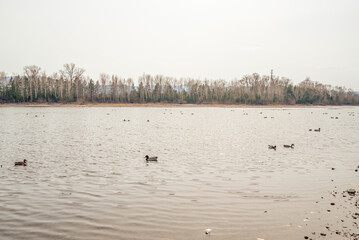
[17,109,329,166]
[17,110,325,166]
[309,128,321,132]
[268,126,321,150]
[14,156,158,167]
[268,144,295,150]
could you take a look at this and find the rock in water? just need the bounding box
[347,189,356,195]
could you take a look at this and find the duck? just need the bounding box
[268,145,276,150]
[314,128,321,132]
[284,144,295,148]
[145,155,158,162]
[15,159,27,166]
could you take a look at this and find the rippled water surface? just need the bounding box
[0,106,358,240]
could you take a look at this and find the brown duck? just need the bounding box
[15,159,27,166]
[284,144,295,148]
[268,145,276,150]
[145,155,158,162]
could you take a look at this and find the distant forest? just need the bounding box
[1,64,358,105]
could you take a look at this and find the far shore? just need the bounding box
[1,102,358,108]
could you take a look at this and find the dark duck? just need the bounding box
[15,159,27,166]
[145,155,158,162]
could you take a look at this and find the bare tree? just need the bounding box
[24,65,41,102]
[0,71,6,101]
[1,64,359,105]
[60,63,85,101]
[100,73,110,102]
[111,75,119,102]
[40,72,47,101]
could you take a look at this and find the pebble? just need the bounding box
[306,185,359,239]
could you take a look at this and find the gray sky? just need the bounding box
[1,0,358,90]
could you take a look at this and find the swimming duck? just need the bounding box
[314,128,321,132]
[284,144,295,148]
[145,155,158,162]
[268,145,276,150]
[15,159,27,166]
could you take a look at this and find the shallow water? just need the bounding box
[0,106,358,240]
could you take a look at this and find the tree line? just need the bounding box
[1,63,358,105]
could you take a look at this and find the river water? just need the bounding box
[0,106,358,240]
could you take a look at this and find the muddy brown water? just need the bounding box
[0,106,358,240]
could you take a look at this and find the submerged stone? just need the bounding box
[347,189,356,195]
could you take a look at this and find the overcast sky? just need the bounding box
[1,0,358,90]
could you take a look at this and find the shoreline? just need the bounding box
[0,102,358,108]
